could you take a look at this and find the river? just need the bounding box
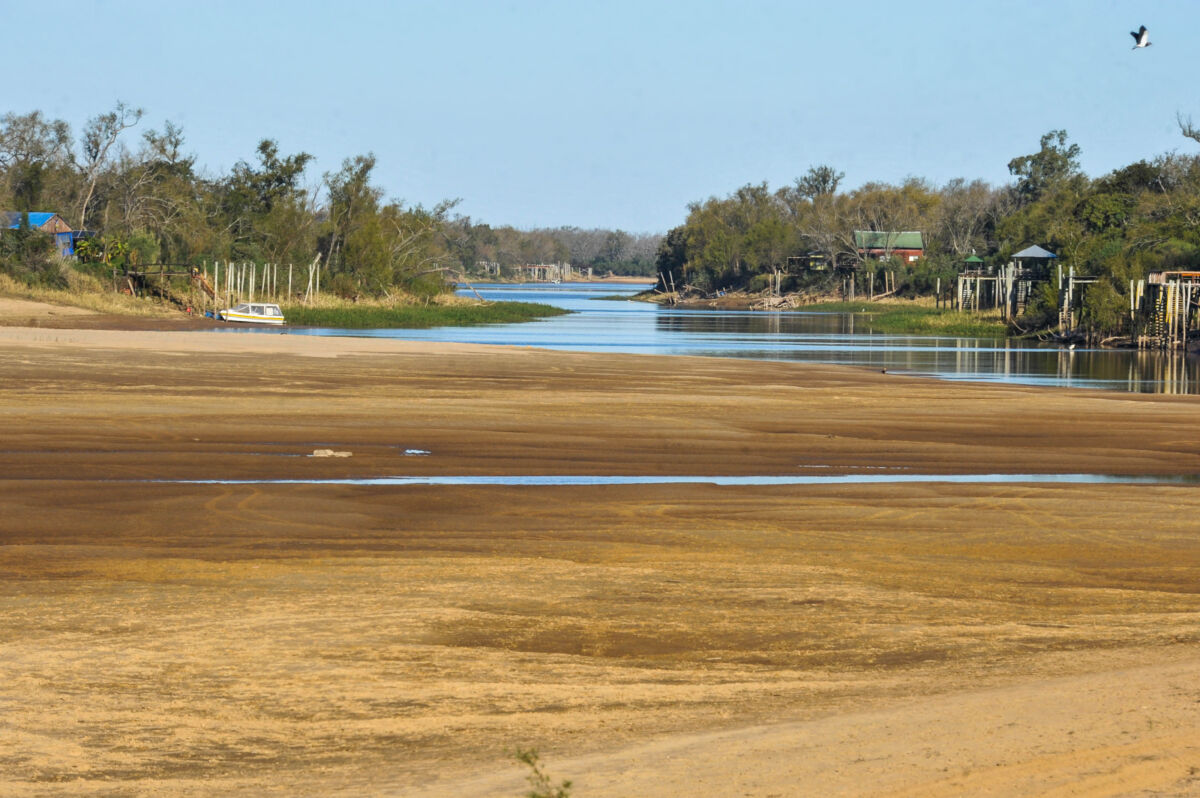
[271,281,1200,395]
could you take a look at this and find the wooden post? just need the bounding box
[936,277,941,309]
[288,263,293,300]
[1176,284,1185,350]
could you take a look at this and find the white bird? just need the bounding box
[1131,25,1151,49]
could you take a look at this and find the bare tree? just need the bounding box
[77,101,143,228]
[933,178,997,256]
[1178,112,1200,145]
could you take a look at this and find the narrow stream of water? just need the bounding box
[156,473,1200,487]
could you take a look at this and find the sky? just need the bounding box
[3,0,1198,232]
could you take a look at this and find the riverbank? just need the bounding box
[648,290,1012,336]
[2,309,1199,796]
[0,279,567,331]
[281,300,568,328]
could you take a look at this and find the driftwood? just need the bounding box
[752,294,799,310]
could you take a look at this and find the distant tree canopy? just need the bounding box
[9,104,1200,335]
[655,128,1200,327]
[0,104,661,296]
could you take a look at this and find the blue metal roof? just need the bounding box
[3,211,59,229]
[1013,244,1057,259]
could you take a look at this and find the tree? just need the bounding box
[1007,129,1081,204]
[222,139,314,261]
[933,178,997,256]
[1081,280,1128,338]
[323,153,382,273]
[655,226,688,290]
[795,164,844,199]
[77,102,144,228]
[0,110,71,210]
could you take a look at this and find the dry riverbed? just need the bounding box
[1,307,1199,796]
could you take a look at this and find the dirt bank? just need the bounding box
[1,305,1199,796]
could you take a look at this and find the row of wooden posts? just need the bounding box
[950,262,1200,349]
[187,256,324,312]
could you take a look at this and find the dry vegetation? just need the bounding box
[0,271,182,317]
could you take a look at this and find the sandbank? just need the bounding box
[1,302,1199,796]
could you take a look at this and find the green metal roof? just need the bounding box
[964,255,984,263]
[853,230,924,250]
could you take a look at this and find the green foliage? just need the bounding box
[10,102,1200,342]
[514,749,571,798]
[126,231,159,266]
[805,302,1009,336]
[1080,280,1128,336]
[794,164,844,198]
[281,301,567,329]
[1008,129,1082,204]
[0,213,65,288]
[902,254,960,297]
[654,225,687,290]
[1018,280,1061,329]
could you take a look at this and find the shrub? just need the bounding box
[514,749,571,798]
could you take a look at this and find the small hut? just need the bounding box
[2,211,76,256]
[1012,244,1057,280]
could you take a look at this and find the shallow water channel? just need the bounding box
[163,473,1200,487]
[226,281,1200,395]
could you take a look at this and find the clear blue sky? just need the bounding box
[4,0,1197,232]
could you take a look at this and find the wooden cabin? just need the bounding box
[853,231,924,263]
[2,211,76,256]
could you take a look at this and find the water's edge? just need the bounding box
[140,473,1200,487]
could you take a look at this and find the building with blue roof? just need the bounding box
[2,211,77,256]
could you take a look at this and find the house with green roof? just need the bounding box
[853,231,924,263]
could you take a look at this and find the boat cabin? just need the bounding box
[219,303,286,325]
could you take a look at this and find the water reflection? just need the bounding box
[269,282,1200,395]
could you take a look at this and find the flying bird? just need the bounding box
[1131,25,1151,49]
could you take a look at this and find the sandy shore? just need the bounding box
[2,304,1200,796]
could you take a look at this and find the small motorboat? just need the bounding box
[218,302,286,325]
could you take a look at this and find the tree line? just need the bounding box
[656,127,1200,332]
[0,104,660,297]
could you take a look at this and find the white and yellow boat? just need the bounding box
[218,302,286,325]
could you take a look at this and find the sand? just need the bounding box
[1,303,1199,796]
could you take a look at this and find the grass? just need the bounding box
[0,271,181,317]
[802,300,1010,337]
[281,300,569,329]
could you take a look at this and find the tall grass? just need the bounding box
[281,301,568,329]
[0,271,181,317]
[803,300,1010,337]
